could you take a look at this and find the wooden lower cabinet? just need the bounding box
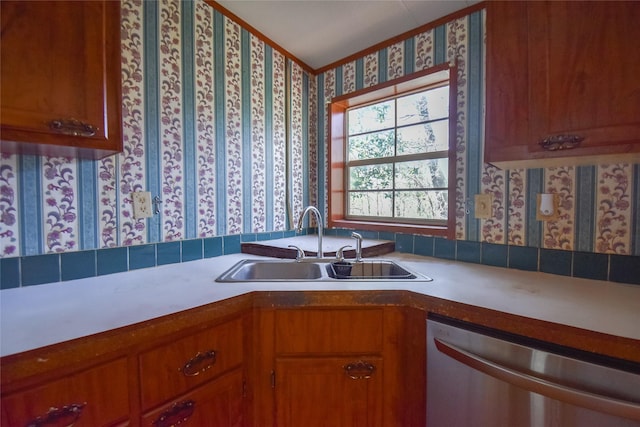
[1,300,427,427]
[1,313,248,427]
[251,306,426,427]
[138,317,243,411]
[275,357,383,427]
[141,369,243,427]
[1,358,130,426]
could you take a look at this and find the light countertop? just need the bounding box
[1,250,639,357]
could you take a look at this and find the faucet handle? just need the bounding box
[288,245,306,262]
[335,245,352,262]
[351,232,363,261]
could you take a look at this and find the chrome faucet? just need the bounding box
[296,206,324,258]
[351,232,363,262]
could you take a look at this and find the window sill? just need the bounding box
[329,218,453,238]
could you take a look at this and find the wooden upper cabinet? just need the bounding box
[0,1,122,159]
[485,1,640,168]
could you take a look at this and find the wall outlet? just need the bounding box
[474,194,492,219]
[132,191,153,219]
[536,193,560,222]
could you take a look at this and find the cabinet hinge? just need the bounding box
[271,370,276,389]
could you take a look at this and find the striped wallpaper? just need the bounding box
[315,10,640,256]
[1,1,638,260]
[1,0,312,257]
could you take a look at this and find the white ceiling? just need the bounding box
[215,0,480,70]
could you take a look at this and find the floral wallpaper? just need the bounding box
[0,0,312,257]
[314,10,639,256]
[0,3,638,260]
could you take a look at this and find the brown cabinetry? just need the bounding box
[138,317,244,411]
[274,308,385,427]
[0,0,122,159]
[1,312,247,427]
[250,306,425,427]
[1,358,130,426]
[485,1,640,168]
[141,370,243,427]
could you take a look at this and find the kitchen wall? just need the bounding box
[1,1,639,287]
[1,0,314,258]
[314,9,640,257]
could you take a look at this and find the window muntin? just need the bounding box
[345,82,450,225]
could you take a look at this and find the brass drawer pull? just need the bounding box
[26,403,85,427]
[343,360,376,380]
[153,400,195,427]
[48,119,97,137]
[538,134,584,151]
[181,350,217,377]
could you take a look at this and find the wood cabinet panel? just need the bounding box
[275,357,383,427]
[528,1,640,153]
[1,358,129,427]
[485,1,640,168]
[275,308,384,354]
[263,306,423,427]
[138,316,243,410]
[484,0,530,163]
[0,0,122,159]
[141,369,243,427]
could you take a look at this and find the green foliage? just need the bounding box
[346,90,448,221]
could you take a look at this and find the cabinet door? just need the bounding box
[484,0,530,164]
[528,1,640,155]
[0,1,122,158]
[138,317,243,410]
[485,1,640,168]
[1,358,129,427]
[275,357,383,427]
[142,369,243,427]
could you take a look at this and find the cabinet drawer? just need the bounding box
[139,317,243,410]
[275,308,384,354]
[141,369,243,427]
[1,358,129,427]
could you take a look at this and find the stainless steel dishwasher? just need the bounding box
[427,316,640,426]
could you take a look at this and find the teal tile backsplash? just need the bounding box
[0,3,638,290]
[1,231,639,287]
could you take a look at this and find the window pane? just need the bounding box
[349,191,393,217]
[397,86,449,126]
[348,100,395,135]
[348,130,394,160]
[397,120,449,155]
[394,190,448,220]
[395,159,448,190]
[349,164,393,190]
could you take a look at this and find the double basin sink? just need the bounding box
[215,258,433,282]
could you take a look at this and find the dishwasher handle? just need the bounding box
[434,338,640,422]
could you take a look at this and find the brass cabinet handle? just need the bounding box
[48,119,97,137]
[180,350,217,377]
[538,134,584,151]
[343,360,376,380]
[152,400,195,427]
[26,403,85,427]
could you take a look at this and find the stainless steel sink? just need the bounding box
[327,260,417,279]
[215,258,432,282]
[216,259,323,281]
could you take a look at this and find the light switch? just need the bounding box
[474,194,492,219]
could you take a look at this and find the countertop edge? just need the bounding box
[2,289,639,389]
